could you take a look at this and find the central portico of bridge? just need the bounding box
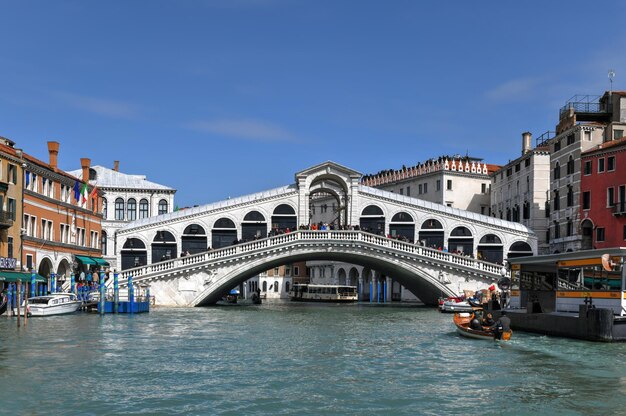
[113,162,537,306]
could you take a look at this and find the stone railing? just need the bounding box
[113,230,509,286]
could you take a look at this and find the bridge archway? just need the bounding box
[212,218,237,248]
[308,175,348,227]
[152,230,177,262]
[271,204,297,233]
[193,248,454,307]
[121,238,147,270]
[448,226,473,255]
[360,205,385,235]
[507,241,534,259]
[389,211,415,242]
[182,224,208,254]
[477,234,503,264]
[348,267,359,286]
[419,219,444,248]
[241,210,267,241]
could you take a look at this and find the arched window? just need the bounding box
[262,281,267,292]
[567,185,574,207]
[567,156,575,175]
[273,204,296,215]
[274,281,279,292]
[391,212,413,222]
[139,199,149,219]
[553,162,560,180]
[362,205,384,216]
[101,231,107,255]
[127,198,137,221]
[102,198,107,219]
[244,211,266,222]
[285,281,290,293]
[158,199,168,215]
[115,198,124,220]
[554,190,560,210]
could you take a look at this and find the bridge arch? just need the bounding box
[212,217,238,248]
[360,204,386,235]
[121,237,148,269]
[476,233,504,264]
[182,224,208,255]
[507,241,534,259]
[448,225,474,256]
[389,211,415,242]
[56,258,72,281]
[241,210,268,241]
[37,256,54,281]
[271,203,297,232]
[418,218,444,248]
[152,230,177,262]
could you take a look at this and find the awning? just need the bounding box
[75,255,97,265]
[0,271,47,283]
[75,255,109,267]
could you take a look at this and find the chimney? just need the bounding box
[522,132,532,155]
[47,141,60,171]
[113,160,119,172]
[81,158,91,182]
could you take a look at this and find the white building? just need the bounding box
[69,161,176,270]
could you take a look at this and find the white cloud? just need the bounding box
[484,77,545,102]
[52,91,141,120]
[185,118,297,142]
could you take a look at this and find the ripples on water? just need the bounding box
[1,302,625,415]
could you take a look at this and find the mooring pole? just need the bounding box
[128,275,134,314]
[16,280,21,328]
[99,271,105,316]
[114,271,119,314]
[50,272,56,294]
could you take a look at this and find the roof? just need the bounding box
[119,184,298,232]
[359,185,533,234]
[67,165,176,192]
[581,137,626,156]
[0,142,82,183]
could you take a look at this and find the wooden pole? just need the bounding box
[24,282,28,326]
[16,280,21,328]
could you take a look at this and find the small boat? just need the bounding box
[13,293,81,317]
[215,289,262,306]
[453,312,512,341]
[440,299,473,313]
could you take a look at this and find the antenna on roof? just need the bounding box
[608,69,615,93]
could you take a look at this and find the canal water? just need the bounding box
[1,302,625,415]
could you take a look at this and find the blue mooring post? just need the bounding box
[71,272,76,295]
[99,272,105,316]
[31,272,36,297]
[384,280,387,304]
[7,285,12,316]
[128,275,134,314]
[50,272,56,294]
[369,282,373,304]
[114,272,119,314]
[10,283,16,309]
[377,281,381,304]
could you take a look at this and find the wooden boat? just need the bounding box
[453,312,512,341]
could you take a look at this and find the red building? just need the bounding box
[580,138,626,249]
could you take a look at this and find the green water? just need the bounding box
[1,302,625,415]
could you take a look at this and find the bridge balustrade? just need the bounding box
[114,230,510,285]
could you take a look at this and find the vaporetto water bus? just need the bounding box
[289,284,358,302]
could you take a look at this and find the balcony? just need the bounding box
[0,210,13,229]
[559,95,609,123]
[613,202,626,216]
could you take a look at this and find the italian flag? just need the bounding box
[81,182,89,206]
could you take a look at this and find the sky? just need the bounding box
[1,1,625,208]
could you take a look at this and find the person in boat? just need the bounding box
[470,313,483,330]
[481,312,495,327]
[489,311,511,340]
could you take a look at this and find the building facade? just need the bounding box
[361,156,498,215]
[258,262,308,300]
[491,132,551,254]
[21,142,103,282]
[547,91,626,253]
[580,138,626,249]
[68,161,176,271]
[0,137,25,275]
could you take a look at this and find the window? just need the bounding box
[554,221,560,239]
[115,198,124,220]
[567,186,574,207]
[436,180,441,191]
[7,198,16,220]
[596,227,605,242]
[102,231,107,255]
[554,140,561,152]
[8,237,13,258]
[567,134,575,145]
[615,129,624,140]
[274,281,279,292]
[102,198,107,219]
[481,183,487,194]
[294,266,299,275]
[545,201,550,217]
[26,255,33,271]
[139,199,149,218]
[525,158,530,167]
[515,163,520,172]
[582,191,591,210]
[406,186,410,196]
[523,201,530,220]
[423,183,427,193]
[506,168,512,177]
[399,188,404,195]
[553,190,560,210]
[567,157,574,175]
[446,180,452,190]
[608,156,615,171]
[418,184,423,194]
[608,187,615,207]
[127,198,137,221]
[567,219,573,237]
[584,160,592,175]
[553,162,560,180]
[158,199,168,215]
[598,158,605,173]
[8,164,17,184]
[584,130,592,141]
[624,225,626,240]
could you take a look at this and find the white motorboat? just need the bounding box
[14,293,81,317]
[440,300,474,313]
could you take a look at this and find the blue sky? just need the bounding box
[1,1,625,207]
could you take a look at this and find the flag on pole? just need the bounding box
[73,181,81,201]
[89,184,98,199]
[81,182,89,206]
